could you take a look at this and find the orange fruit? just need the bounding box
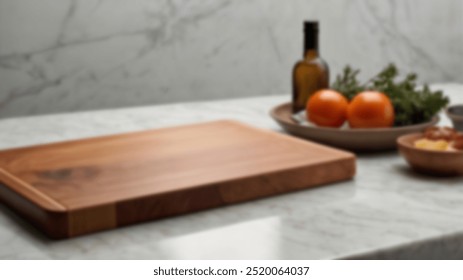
[347,91,395,128]
[306,89,349,128]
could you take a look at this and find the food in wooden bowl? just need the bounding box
[397,127,463,176]
[416,127,462,151]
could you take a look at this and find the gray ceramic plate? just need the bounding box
[446,104,463,131]
[270,102,439,152]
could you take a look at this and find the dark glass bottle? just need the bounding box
[292,21,329,113]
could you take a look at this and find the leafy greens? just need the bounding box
[331,64,449,126]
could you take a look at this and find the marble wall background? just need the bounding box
[0,0,462,118]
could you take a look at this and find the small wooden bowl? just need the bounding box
[397,133,463,176]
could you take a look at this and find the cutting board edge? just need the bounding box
[69,155,356,238]
[0,168,66,212]
[0,179,118,239]
[0,181,69,239]
[58,152,357,210]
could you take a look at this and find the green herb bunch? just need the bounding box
[331,64,449,126]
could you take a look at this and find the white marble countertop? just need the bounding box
[1,84,463,260]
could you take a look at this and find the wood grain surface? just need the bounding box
[0,120,356,238]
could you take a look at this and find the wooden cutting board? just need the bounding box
[0,120,355,239]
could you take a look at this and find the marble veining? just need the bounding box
[0,0,462,118]
[0,83,462,259]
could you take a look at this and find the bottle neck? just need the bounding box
[303,29,319,59]
[304,49,319,60]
